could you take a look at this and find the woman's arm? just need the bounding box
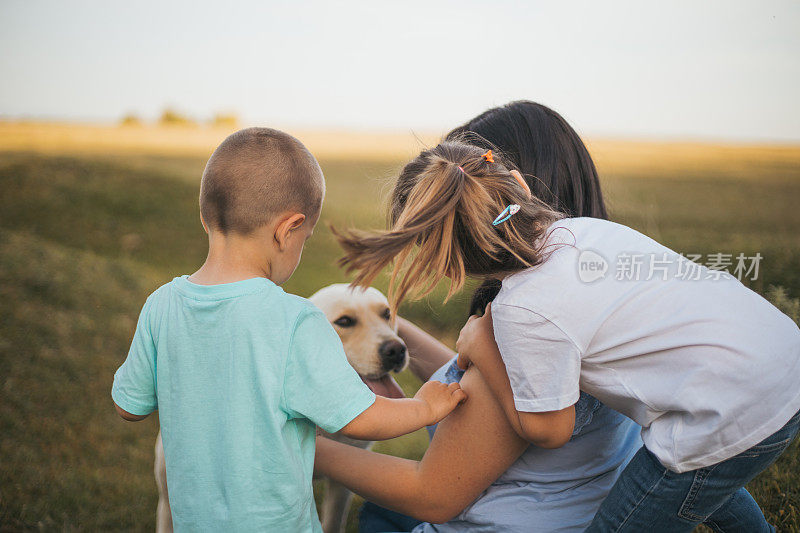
[315,367,529,523]
[397,317,456,382]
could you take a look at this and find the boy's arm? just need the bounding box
[284,309,464,438]
[114,401,150,422]
[456,305,575,448]
[339,381,466,440]
[112,297,158,421]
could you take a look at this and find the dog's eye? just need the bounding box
[381,308,391,321]
[334,316,356,328]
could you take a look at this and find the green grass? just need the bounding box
[0,149,798,532]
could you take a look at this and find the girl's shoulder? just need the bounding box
[493,217,648,320]
[534,216,634,256]
[496,217,603,292]
[549,216,633,237]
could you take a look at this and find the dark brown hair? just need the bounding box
[334,140,561,312]
[199,127,324,235]
[447,100,608,219]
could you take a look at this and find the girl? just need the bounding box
[354,101,641,533]
[333,140,800,531]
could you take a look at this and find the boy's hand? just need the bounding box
[414,380,467,425]
[456,303,496,370]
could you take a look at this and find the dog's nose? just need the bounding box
[379,339,407,370]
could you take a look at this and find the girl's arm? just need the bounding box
[397,317,456,382]
[315,367,529,523]
[456,306,575,448]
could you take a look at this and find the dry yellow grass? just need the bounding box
[0,121,439,162]
[586,138,800,181]
[2,121,799,180]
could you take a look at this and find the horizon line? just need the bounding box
[2,117,800,149]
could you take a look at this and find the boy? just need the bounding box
[111,128,466,532]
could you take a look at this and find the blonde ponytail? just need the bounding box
[334,140,561,313]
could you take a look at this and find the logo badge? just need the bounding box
[577,249,608,283]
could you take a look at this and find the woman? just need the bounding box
[317,102,641,532]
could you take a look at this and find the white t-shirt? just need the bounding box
[492,217,800,473]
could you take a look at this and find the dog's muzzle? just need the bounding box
[378,339,407,372]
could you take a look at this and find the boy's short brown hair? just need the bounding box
[200,128,324,235]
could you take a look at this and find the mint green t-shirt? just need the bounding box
[112,276,376,532]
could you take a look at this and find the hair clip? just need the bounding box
[457,165,466,174]
[481,150,494,163]
[492,204,520,226]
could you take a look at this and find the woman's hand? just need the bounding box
[396,317,456,382]
[456,304,496,370]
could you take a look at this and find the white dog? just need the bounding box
[154,283,407,533]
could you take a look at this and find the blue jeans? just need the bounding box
[586,409,800,532]
[359,501,422,533]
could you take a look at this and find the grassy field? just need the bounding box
[1,123,799,532]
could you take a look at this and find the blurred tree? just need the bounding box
[767,286,800,324]
[120,113,142,126]
[159,108,195,127]
[211,113,240,128]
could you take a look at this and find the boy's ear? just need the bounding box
[200,213,209,234]
[274,213,306,250]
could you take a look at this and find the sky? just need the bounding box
[2,0,799,142]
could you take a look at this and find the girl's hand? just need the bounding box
[456,304,496,370]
